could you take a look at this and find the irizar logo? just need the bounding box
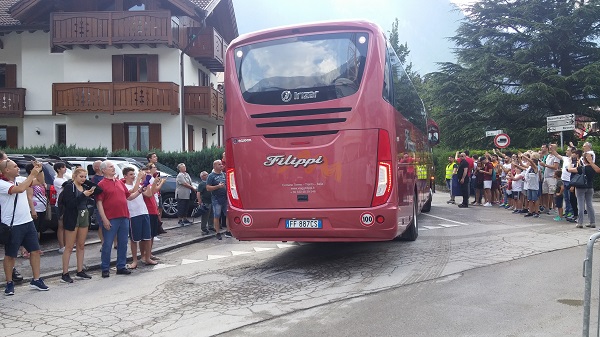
[281,90,319,102]
[264,155,324,168]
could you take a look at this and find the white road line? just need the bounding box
[231,251,252,256]
[422,225,443,230]
[254,247,276,252]
[153,264,176,270]
[207,255,228,260]
[439,224,460,228]
[181,259,203,265]
[422,213,470,225]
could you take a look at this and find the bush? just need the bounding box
[1,145,224,178]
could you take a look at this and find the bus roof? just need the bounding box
[229,20,384,48]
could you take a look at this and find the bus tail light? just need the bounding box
[226,139,243,209]
[372,129,393,207]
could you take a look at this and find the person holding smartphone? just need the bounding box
[60,167,101,283]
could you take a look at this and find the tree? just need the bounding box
[426,0,600,149]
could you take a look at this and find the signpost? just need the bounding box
[547,114,575,148]
[485,130,503,137]
[494,133,510,149]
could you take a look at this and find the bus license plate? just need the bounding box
[286,219,322,229]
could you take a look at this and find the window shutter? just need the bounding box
[149,123,162,150]
[112,123,125,150]
[147,55,159,81]
[112,55,124,82]
[5,64,17,88]
[6,126,17,148]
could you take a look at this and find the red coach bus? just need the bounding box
[224,20,435,242]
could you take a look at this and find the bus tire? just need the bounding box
[421,188,432,213]
[398,191,419,241]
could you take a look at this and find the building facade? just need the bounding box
[0,0,237,152]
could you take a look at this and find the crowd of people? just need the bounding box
[0,151,229,295]
[446,143,598,228]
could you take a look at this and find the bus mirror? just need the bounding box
[427,122,440,147]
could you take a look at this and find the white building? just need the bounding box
[0,0,237,152]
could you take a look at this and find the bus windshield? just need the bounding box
[234,32,369,105]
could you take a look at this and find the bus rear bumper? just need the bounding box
[227,206,412,242]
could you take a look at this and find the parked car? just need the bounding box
[61,156,197,218]
[8,154,76,232]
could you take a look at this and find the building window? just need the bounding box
[0,125,17,148]
[113,55,158,82]
[187,124,195,151]
[202,128,207,149]
[198,70,209,86]
[127,124,150,151]
[56,124,66,145]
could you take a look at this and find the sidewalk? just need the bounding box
[2,217,217,282]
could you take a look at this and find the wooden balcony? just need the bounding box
[0,88,26,118]
[184,86,224,119]
[185,26,227,72]
[51,11,179,50]
[53,82,179,115]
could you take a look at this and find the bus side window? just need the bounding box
[389,51,426,132]
[382,47,392,103]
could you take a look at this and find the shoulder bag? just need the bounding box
[570,167,588,188]
[0,193,19,245]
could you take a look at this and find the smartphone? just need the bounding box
[142,175,152,187]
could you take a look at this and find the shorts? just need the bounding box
[129,214,151,242]
[483,180,492,189]
[476,182,484,189]
[4,221,40,258]
[492,180,499,190]
[212,201,227,218]
[76,209,90,228]
[527,189,539,202]
[149,214,159,237]
[554,195,564,209]
[512,191,521,200]
[542,177,557,194]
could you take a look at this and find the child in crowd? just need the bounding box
[553,170,564,221]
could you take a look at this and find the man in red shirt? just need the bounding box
[96,161,144,278]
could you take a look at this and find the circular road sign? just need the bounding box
[494,133,510,148]
[241,214,253,227]
[360,212,375,227]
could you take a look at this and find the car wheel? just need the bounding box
[162,193,178,218]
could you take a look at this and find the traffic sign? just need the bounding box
[485,130,503,137]
[546,114,575,133]
[494,133,510,148]
[547,125,575,132]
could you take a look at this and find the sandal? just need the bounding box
[126,263,138,270]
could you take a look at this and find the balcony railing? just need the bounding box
[0,88,26,118]
[51,11,179,50]
[53,82,179,115]
[185,26,226,72]
[184,86,224,119]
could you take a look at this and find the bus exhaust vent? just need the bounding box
[256,118,346,128]
[251,107,351,119]
[264,130,338,138]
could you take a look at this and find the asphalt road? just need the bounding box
[1,193,600,337]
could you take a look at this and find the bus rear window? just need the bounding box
[234,32,369,105]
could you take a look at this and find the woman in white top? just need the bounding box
[53,162,69,253]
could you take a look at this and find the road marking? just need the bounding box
[277,244,296,249]
[181,259,203,265]
[231,251,253,256]
[254,247,276,252]
[422,225,443,230]
[207,255,228,260]
[153,264,176,270]
[422,213,470,225]
[439,224,460,228]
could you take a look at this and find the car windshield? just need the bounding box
[234,31,369,105]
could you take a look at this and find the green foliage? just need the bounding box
[423,0,600,149]
[1,145,224,178]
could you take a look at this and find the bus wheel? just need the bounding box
[421,188,432,213]
[398,191,419,241]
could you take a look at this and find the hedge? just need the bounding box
[1,144,224,178]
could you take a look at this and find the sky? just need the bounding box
[231,0,470,74]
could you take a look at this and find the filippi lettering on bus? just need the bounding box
[264,154,324,168]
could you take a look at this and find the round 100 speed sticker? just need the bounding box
[360,212,375,227]
[241,214,253,227]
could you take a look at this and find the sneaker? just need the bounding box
[178,220,184,226]
[61,273,73,283]
[586,224,596,228]
[533,213,540,218]
[457,204,468,208]
[202,230,209,235]
[224,231,232,238]
[183,219,191,224]
[58,247,65,254]
[30,278,49,291]
[116,268,132,275]
[539,206,546,212]
[101,270,110,278]
[576,224,584,228]
[512,209,520,214]
[4,281,14,296]
[524,213,534,217]
[483,202,492,207]
[75,271,92,280]
[553,216,562,222]
[154,236,160,241]
[12,268,23,282]
[216,233,222,240]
